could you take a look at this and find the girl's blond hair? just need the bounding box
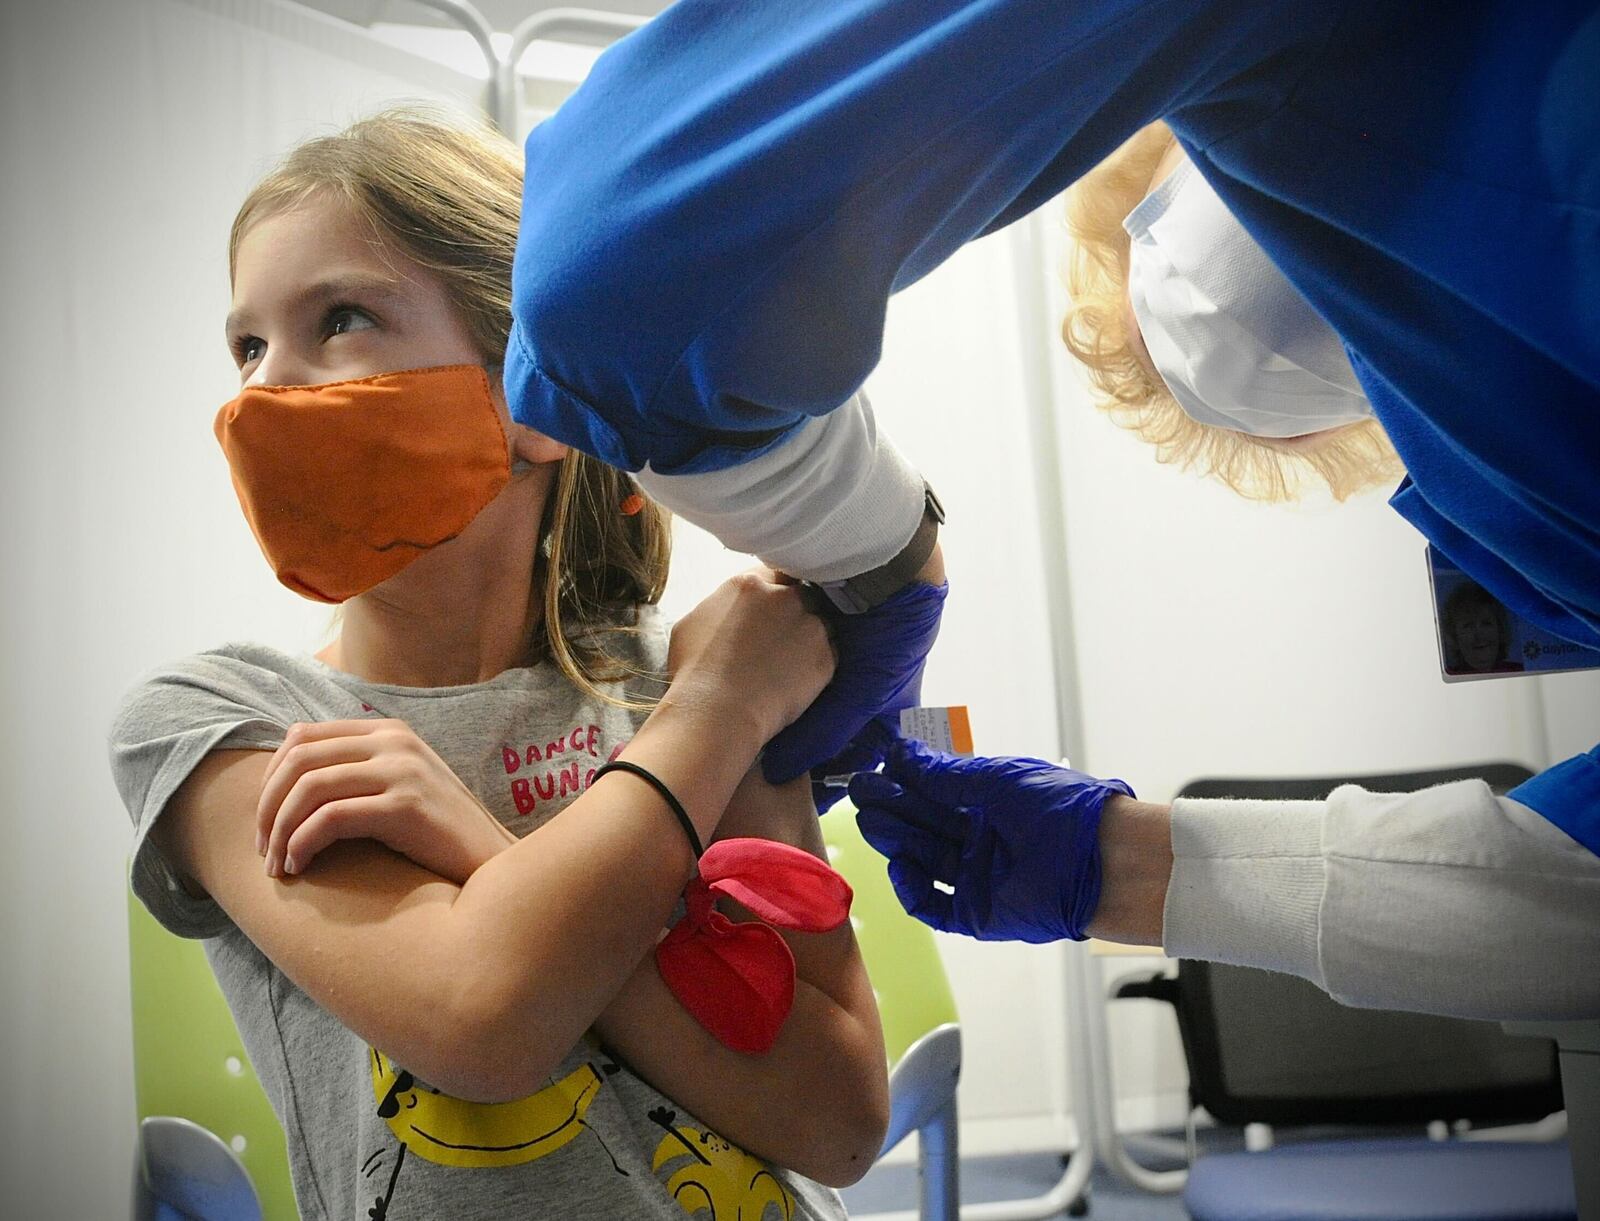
[230,105,670,700]
[1060,122,1402,502]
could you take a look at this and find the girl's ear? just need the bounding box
[511,425,569,466]
[492,380,568,465]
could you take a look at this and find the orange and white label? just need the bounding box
[898,705,974,755]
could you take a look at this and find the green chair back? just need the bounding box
[820,800,958,1068]
[127,888,297,1221]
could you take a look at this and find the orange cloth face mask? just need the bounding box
[214,365,511,603]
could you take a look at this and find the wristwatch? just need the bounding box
[813,482,945,614]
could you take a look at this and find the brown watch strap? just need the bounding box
[814,483,944,614]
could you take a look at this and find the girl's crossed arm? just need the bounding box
[230,730,889,1185]
[155,574,829,1106]
[594,768,890,1186]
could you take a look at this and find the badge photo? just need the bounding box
[1426,546,1600,682]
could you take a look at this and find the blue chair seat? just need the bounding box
[1184,1138,1575,1221]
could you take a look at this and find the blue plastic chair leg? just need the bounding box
[919,1100,959,1221]
[133,1116,263,1221]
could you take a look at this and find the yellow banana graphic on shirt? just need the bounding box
[648,1106,796,1219]
[369,1048,604,1169]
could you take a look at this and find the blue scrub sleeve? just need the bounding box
[1509,747,1600,858]
[506,0,1333,475]
[507,0,1600,651]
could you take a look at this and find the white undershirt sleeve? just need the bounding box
[635,392,926,582]
[1162,780,1600,1020]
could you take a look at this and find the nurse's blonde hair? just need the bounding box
[229,105,671,702]
[1060,122,1402,502]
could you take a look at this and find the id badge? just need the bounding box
[1426,545,1600,682]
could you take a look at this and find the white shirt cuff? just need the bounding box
[637,393,926,582]
[1162,796,1329,989]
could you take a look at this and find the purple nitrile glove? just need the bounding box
[848,738,1135,943]
[762,580,948,810]
[800,715,901,815]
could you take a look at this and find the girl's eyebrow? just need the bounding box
[226,273,410,338]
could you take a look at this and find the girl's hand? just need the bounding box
[666,569,836,745]
[256,719,517,884]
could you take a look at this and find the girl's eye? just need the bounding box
[235,336,264,366]
[326,306,376,338]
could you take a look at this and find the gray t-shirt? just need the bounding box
[109,610,846,1221]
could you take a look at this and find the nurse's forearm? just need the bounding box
[1160,781,1600,1019]
[1085,796,1173,946]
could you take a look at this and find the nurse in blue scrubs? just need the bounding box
[504,0,1599,1018]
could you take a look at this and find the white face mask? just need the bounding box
[1123,160,1373,439]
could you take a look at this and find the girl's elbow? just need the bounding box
[803,1071,891,1187]
[810,1135,884,1189]
[842,1083,892,1186]
[427,992,566,1104]
[427,1050,562,1107]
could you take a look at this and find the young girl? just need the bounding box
[109,107,887,1221]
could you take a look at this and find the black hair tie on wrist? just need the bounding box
[592,760,704,860]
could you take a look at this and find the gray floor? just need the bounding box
[839,1134,1192,1220]
[837,1125,1577,1220]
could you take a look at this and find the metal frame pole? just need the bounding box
[403,0,511,130]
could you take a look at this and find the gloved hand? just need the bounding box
[795,714,903,815]
[848,738,1134,943]
[761,580,948,810]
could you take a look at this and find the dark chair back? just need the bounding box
[1175,762,1535,804]
[1168,764,1562,1130]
